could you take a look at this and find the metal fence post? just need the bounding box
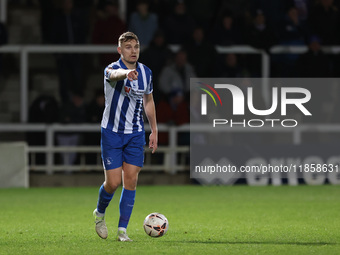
[20,48,28,123]
[46,125,54,174]
[169,126,177,174]
[293,128,302,145]
[261,51,270,106]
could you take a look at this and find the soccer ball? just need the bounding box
[143,212,169,237]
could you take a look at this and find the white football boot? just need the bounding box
[117,229,132,242]
[93,209,108,239]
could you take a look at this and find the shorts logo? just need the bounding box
[105,157,113,166]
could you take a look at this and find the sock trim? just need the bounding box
[118,227,126,233]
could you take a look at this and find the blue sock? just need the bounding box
[118,188,136,229]
[97,184,114,214]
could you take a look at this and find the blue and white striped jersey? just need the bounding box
[101,58,153,134]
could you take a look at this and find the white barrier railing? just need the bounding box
[6,44,340,122]
[1,123,340,174]
[0,123,189,174]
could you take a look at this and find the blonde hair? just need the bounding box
[118,32,139,46]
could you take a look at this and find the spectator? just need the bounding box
[156,88,189,145]
[87,88,105,123]
[157,89,189,126]
[249,0,288,27]
[185,0,219,31]
[293,0,310,22]
[295,35,332,77]
[295,36,333,125]
[244,9,278,52]
[184,27,217,77]
[146,0,176,25]
[57,92,87,171]
[51,0,89,103]
[92,0,126,67]
[216,54,247,78]
[86,88,105,164]
[27,95,59,164]
[128,0,158,46]
[51,0,89,45]
[279,7,307,45]
[218,0,252,19]
[211,11,243,46]
[139,30,173,102]
[242,9,277,77]
[309,0,339,45]
[158,49,196,97]
[162,1,195,44]
[29,95,60,124]
[59,92,87,124]
[38,0,56,43]
[273,6,308,76]
[0,22,8,76]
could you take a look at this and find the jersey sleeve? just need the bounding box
[145,70,153,94]
[104,63,120,81]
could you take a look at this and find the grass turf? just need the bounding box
[0,185,339,255]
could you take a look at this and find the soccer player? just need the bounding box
[93,32,158,241]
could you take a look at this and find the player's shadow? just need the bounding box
[166,240,337,246]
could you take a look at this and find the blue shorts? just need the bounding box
[101,128,145,170]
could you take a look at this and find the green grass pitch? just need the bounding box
[1,185,339,255]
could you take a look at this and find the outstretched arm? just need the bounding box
[106,67,138,81]
[143,93,158,154]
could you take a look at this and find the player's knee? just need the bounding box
[104,180,121,193]
[124,175,138,190]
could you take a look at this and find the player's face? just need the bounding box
[118,39,140,65]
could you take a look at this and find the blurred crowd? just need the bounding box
[3,0,340,148]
